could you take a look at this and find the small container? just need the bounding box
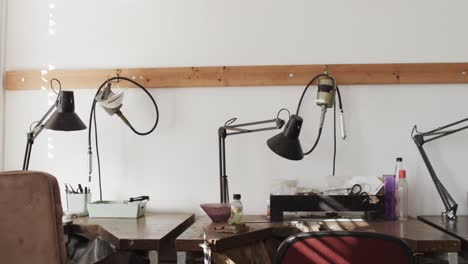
[384,175,396,220]
[66,193,91,216]
[266,199,270,219]
[228,194,243,224]
[88,200,147,218]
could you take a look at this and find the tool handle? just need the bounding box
[77,184,84,194]
[128,196,150,202]
[340,110,347,140]
[88,148,93,182]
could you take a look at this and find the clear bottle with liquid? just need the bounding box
[228,194,243,225]
[395,157,403,218]
[397,170,408,220]
[394,157,403,177]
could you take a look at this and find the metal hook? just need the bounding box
[277,108,291,119]
[323,66,329,76]
[411,125,420,138]
[225,118,237,126]
[107,69,121,83]
[50,78,62,95]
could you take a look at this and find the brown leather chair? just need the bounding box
[0,171,66,264]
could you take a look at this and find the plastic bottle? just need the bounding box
[228,194,243,224]
[397,170,408,220]
[394,157,404,218]
[394,157,403,177]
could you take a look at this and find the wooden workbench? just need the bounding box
[175,216,461,263]
[69,213,195,263]
[419,215,468,252]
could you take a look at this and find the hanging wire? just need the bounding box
[50,78,62,95]
[276,108,290,120]
[295,73,330,155]
[29,121,40,131]
[88,76,160,200]
[333,100,337,176]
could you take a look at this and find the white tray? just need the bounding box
[88,200,147,218]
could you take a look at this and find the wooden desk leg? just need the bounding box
[149,250,159,264]
[447,252,458,264]
[177,252,187,264]
[177,252,199,264]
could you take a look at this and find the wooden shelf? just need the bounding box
[6,63,468,90]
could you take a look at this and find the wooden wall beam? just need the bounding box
[6,63,468,90]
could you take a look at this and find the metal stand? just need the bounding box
[22,134,34,170]
[412,118,468,220]
[218,117,284,203]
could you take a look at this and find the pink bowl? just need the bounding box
[200,203,231,222]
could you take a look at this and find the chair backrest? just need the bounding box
[0,171,66,264]
[275,231,414,264]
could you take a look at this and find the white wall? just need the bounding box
[3,0,468,216]
[0,0,6,170]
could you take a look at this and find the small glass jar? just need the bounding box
[228,194,243,224]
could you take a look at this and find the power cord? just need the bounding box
[296,74,326,155]
[333,100,337,176]
[88,76,160,200]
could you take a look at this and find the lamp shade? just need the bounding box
[267,115,304,160]
[44,91,86,131]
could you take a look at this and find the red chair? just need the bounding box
[275,231,414,264]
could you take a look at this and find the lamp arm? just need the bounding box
[218,117,285,203]
[412,118,468,219]
[29,100,59,140]
[418,121,468,145]
[223,118,284,136]
[218,133,228,203]
[419,118,468,137]
[22,100,58,170]
[413,137,458,219]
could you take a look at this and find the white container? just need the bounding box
[66,193,91,216]
[88,200,147,218]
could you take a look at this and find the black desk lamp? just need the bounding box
[218,110,286,203]
[23,79,86,170]
[267,67,345,161]
[412,118,468,220]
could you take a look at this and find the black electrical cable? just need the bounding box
[303,127,323,155]
[336,86,343,110]
[295,73,326,115]
[88,76,160,200]
[114,79,159,135]
[333,102,337,176]
[92,108,103,201]
[296,72,344,168]
[296,73,327,155]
